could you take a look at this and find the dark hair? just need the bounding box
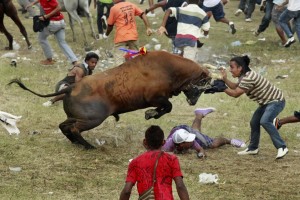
[145,125,164,149]
[230,55,251,75]
[85,52,99,62]
[188,0,199,4]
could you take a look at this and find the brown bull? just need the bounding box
[9,51,212,149]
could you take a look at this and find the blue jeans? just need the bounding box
[38,20,78,63]
[257,0,274,33]
[248,100,286,150]
[279,9,300,40]
[238,0,256,19]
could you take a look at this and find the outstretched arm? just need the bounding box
[219,69,245,97]
[140,13,153,36]
[220,69,238,89]
[157,9,172,35]
[174,176,190,200]
[224,87,245,98]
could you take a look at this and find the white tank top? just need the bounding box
[203,0,220,8]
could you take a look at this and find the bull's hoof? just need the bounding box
[145,109,158,120]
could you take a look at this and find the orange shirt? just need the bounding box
[107,1,143,44]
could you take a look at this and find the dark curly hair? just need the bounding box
[145,125,164,150]
[85,52,99,62]
[230,55,251,76]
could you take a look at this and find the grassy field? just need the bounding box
[1,0,300,199]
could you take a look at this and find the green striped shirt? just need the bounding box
[238,71,284,105]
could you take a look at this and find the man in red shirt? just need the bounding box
[26,0,78,65]
[119,125,190,200]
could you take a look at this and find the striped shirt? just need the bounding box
[238,71,284,105]
[170,4,210,48]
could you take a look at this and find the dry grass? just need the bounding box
[1,0,300,199]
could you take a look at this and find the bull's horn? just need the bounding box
[203,63,227,70]
[203,63,218,70]
[209,72,223,80]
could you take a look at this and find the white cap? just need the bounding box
[172,129,196,144]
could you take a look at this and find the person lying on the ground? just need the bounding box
[42,52,99,107]
[162,107,246,158]
[273,110,300,129]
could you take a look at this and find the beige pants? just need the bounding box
[113,40,138,67]
[182,44,198,62]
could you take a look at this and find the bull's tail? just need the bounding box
[8,79,72,98]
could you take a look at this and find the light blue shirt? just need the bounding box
[273,0,285,6]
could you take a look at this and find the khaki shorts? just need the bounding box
[177,44,198,62]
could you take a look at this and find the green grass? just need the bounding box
[1,0,300,199]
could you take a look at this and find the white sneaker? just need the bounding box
[98,34,103,40]
[146,12,156,17]
[194,107,216,117]
[231,139,246,148]
[276,147,288,159]
[284,36,296,47]
[229,22,236,34]
[235,9,243,16]
[43,100,53,107]
[245,18,252,22]
[238,148,259,155]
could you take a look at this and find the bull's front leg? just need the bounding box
[145,98,172,120]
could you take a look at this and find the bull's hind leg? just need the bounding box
[59,118,104,149]
[145,97,172,120]
[59,118,78,144]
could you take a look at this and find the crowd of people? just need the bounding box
[7,0,300,199]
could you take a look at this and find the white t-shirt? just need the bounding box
[203,0,221,8]
[288,0,300,11]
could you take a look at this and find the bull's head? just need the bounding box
[183,77,212,105]
[183,85,203,105]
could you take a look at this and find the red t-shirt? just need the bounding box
[39,0,64,21]
[126,151,183,200]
